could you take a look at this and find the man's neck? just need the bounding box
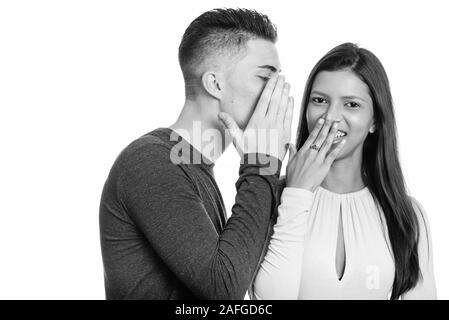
[321,149,365,194]
[169,98,231,164]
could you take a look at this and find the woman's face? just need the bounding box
[306,69,375,161]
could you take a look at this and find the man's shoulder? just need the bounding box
[102,128,197,206]
[127,127,173,152]
[114,128,178,174]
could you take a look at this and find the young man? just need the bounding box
[99,8,293,299]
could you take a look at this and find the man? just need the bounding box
[99,8,293,299]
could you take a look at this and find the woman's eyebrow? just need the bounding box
[311,90,368,103]
[310,90,329,97]
[341,95,368,102]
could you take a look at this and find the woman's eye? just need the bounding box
[312,97,327,104]
[345,102,360,108]
[258,76,270,81]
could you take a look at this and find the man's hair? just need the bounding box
[179,8,277,97]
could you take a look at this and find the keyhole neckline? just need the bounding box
[317,185,370,198]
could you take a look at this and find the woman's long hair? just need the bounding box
[296,43,421,299]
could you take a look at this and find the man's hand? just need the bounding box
[218,75,294,161]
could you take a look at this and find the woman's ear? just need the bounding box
[369,122,376,133]
[201,72,223,100]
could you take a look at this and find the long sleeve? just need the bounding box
[252,187,314,300]
[401,198,437,300]
[111,146,281,300]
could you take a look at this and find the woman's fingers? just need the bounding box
[317,121,339,160]
[324,138,346,167]
[311,113,334,149]
[303,117,325,149]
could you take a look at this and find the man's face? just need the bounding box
[220,39,281,128]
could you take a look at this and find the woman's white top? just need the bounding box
[252,186,437,300]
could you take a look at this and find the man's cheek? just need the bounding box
[254,81,267,101]
[246,86,262,115]
[230,82,260,125]
[248,81,266,109]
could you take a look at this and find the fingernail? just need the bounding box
[318,118,324,124]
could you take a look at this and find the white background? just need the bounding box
[0,0,448,299]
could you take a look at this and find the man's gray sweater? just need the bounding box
[99,128,280,299]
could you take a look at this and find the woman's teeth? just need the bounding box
[333,130,347,143]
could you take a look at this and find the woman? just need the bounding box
[251,43,437,299]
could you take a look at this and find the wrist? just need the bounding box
[240,153,282,177]
[286,181,314,192]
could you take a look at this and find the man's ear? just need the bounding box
[201,71,223,100]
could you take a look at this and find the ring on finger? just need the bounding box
[310,144,320,151]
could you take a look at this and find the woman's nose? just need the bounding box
[322,105,343,122]
[320,111,342,122]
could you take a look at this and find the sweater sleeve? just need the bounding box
[252,187,314,300]
[401,198,437,300]
[119,147,281,300]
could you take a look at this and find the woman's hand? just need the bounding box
[286,114,346,192]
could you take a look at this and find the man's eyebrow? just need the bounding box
[257,65,281,73]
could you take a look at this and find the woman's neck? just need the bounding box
[321,152,365,194]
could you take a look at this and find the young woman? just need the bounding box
[251,43,437,299]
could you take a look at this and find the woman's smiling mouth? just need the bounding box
[333,129,347,143]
